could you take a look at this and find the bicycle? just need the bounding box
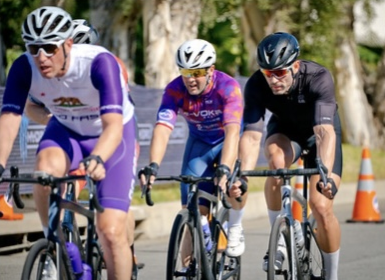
[2,166,105,280]
[147,174,241,280]
[241,156,327,280]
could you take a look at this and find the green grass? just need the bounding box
[131,144,385,205]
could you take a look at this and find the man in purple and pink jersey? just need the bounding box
[138,39,247,258]
[0,7,136,279]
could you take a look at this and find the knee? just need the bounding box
[310,200,334,229]
[97,217,128,248]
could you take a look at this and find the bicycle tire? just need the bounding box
[303,214,325,280]
[92,242,107,280]
[267,216,299,280]
[214,207,241,280]
[21,238,72,280]
[166,209,203,280]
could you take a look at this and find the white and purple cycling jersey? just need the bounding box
[157,70,243,145]
[2,44,136,212]
[2,44,134,136]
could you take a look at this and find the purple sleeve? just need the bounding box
[222,79,243,126]
[91,53,123,115]
[1,54,31,114]
[156,79,181,129]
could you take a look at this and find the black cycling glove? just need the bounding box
[316,177,338,199]
[137,162,159,179]
[215,164,231,181]
[81,155,105,168]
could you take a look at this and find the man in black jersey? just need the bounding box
[237,32,342,280]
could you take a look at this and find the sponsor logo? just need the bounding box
[26,125,46,149]
[53,97,85,107]
[158,109,174,121]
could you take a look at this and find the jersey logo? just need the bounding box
[159,109,174,121]
[297,94,306,103]
[53,97,85,107]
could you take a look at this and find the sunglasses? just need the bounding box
[261,65,293,79]
[179,68,208,78]
[26,40,64,57]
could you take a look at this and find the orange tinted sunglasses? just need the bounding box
[261,65,293,79]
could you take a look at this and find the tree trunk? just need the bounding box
[89,0,140,83]
[373,49,385,146]
[142,0,202,88]
[334,4,380,148]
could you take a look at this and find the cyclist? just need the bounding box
[0,7,136,279]
[23,18,140,277]
[138,39,247,257]
[237,32,342,280]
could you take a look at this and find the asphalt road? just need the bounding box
[1,198,384,279]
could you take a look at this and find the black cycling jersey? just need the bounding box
[243,60,342,175]
[243,60,338,137]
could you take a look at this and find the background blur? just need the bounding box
[0,0,384,152]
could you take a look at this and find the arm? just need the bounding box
[0,112,22,167]
[239,130,263,172]
[149,124,173,165]
[220,123,241,170]
[24,98,52,125]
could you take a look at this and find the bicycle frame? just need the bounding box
[2,167,104,280]
[241,160,327,280]
[156,175,233,280]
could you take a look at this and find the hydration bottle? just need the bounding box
[293,220,305,260]
[201,216,213,251]
[66,242,83,278]
[80,262,92,280]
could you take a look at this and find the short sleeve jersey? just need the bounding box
[157,70,243,145]
[243,60,337,136]
[2,44,134,136]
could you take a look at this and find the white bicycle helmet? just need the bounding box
[176,39,216,69]
[22,6,73,44]
[71,19,99,44]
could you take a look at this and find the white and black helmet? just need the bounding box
[176,39,216,69]
[71,19,99,44]
[22,6,73,44]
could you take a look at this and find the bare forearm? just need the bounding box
[149,124,172,164]
[314,124,336,176]
[220,124,240,170]
[239,130,262,171]
[0,113,22,167]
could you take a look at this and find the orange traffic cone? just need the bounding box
[0,194,24,220]
[347,147,384,223]
[292,158,304,221]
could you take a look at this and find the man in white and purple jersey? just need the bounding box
[0,6,136,279]
[138,39,247,257]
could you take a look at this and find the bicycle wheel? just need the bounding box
[92,242,107,280]
[214,207,241,280]
[166,209,202,280]
[21,238,71,280]
[267,216,299,280]
[303,214,325,280]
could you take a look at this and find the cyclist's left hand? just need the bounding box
[79,155,106,181]
[228,178,248,198]
[317,177,337,199]
[214,164,231,193]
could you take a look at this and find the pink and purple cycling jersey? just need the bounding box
[157,70,243,145]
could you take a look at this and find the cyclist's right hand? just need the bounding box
[137,162,159,190]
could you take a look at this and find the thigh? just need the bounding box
[93,118,137,212]
[180,136,222,205]
[36,117,83,173]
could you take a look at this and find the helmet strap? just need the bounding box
[61,44,67,71]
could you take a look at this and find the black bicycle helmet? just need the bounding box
[257,32,300,69]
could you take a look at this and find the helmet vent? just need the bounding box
[184,51,192,63]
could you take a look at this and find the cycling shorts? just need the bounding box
[266,114,343,177]
[181,134,223,207]
[37,117,137,212]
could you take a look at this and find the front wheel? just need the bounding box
[214,207,241,280]
[166,209,202,280]
[267,216,299,280]
[303,215,325,280]
[21,238,70,280]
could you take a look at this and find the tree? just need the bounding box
[142,0,202,88]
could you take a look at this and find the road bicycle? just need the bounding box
[148,174,241,280]
[2,166,105,280]
[241,157,327,280]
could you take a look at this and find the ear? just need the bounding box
[293,60,300,73]
[208,65,215,74]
